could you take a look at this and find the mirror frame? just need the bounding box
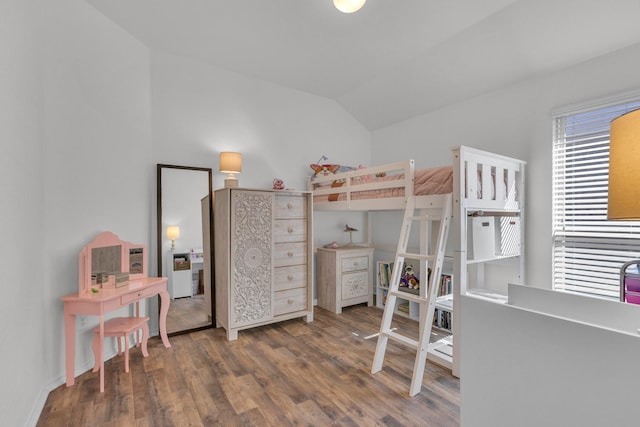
[157,164,215,335]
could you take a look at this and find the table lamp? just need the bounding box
[608,108,640,301]
[220,151,242,188]
[166,225,180,250]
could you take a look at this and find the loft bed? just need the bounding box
[307,146,522,214]
[306,145,526,378]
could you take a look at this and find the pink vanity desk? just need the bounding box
[61,232,171,393]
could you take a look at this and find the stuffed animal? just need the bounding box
[400,264,420,289]
[273,178,285,190]
[310,163,340,178]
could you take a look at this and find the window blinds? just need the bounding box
[552,99,640,299]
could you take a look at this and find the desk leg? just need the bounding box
[158,290,171,348]
[64,310,75,387]
[99,314,104,393]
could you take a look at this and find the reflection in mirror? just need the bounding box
[157,164,214,335]
[91,246,121,275]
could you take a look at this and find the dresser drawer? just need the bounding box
[274,195,307,219]
[274,287,307,315]
[274,265,307,292]
[274,242,307,267]
[274,219,307,243]
[341,271,369,300]
[341,256,369,273]
[121,286,157,305]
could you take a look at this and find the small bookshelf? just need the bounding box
[376,258,453,328]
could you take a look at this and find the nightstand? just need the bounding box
[167,251,192,299]
[316,246,374,314]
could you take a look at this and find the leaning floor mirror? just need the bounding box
[157,164,214,335]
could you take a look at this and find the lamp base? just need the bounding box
[224,177,239,188]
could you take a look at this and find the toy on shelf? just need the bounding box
[344,224,357,246]
[400,264,420,290]
[273,178,285,190]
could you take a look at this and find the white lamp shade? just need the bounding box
[608,108,640,220]
[166,225,180,240]
[333,0,366,13]
[219,152,242,173]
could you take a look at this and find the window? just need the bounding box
[552,97,640,299]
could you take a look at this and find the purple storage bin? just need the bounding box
[625,292,640,305]
[625,275,640,292]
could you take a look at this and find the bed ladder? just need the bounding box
[371,193,452,397]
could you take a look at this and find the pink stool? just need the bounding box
[92,316,150,373]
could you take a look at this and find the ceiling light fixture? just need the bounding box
[333,0,366,14]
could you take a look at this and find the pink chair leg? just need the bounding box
[123,336,130,373]
[140,322,150,358]
[92,331,100,373]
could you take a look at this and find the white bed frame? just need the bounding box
[307,145,526,377]
[307,159,417,211]
[307,146,523,213]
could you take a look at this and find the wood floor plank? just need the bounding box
[38,305,459,426]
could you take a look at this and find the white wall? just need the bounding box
[371,42,640,289]
[0,1,45,426]
[38,0,152,423]
[149,51,371,251]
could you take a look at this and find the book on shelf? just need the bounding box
[397,302,410,314]
[434,309,451,330]
[378,261,394,288]
[438,274,452,296]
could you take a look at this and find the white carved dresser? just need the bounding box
[213,188,313,340]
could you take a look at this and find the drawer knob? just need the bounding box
[287,203,293,209]
[287,299,293,304]
[287,251,293,257]
[287,274,293,281]
[287,227,294,233]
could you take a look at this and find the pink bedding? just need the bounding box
[414,166,453,195]
[314,166,453,203]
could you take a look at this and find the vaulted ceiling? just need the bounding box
[88,0,640,130]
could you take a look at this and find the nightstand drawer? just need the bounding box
[274,287,307,315]
[274,219,307,243]
[341,271,369,299]
[274,195,307,219]
[274,265,307,292]
[274,242,307,267]
[341,256,369,273]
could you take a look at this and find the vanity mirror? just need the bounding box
[78,231,147,295]
[157,164,214,335]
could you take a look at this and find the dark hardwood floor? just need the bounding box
[38,305,459,426]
